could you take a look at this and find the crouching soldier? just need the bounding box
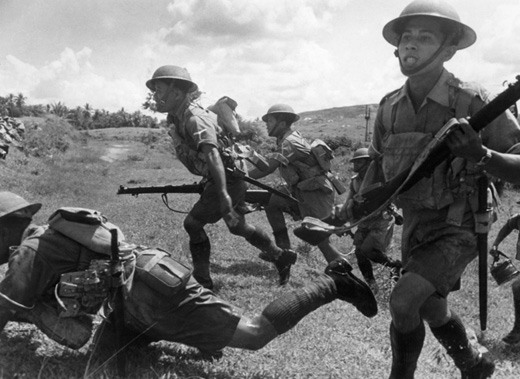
[0,191,377,360]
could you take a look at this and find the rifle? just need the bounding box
[117,184,294,212]
[297,77,520,244]
[350,76,520,223]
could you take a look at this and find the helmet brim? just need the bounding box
[382,14,476,50]
[145,77,198,93]
[1,202,41,219]
[261,112,300,123]
[350,155,370,162]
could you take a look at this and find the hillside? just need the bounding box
[295,103,378,141]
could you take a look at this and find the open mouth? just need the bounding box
[402,56,418,67]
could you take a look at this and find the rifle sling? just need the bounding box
[225,167,299,205]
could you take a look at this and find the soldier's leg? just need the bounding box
[388,321,425,379]
[229,217,296,285]
[316,238,344,263]
[502,276,520,344]
[184,214,213,289]
[227,263,377,350]
[388,272,435,378]
[265,194,293,249]
[429,308,494,378]
[354,247,376,284]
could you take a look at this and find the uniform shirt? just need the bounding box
[372,69,520,217]
[0,225,104,311]
[372,69,520,158]
[370,69,520,268]
[168,101,229,177]
[276,129,327,186]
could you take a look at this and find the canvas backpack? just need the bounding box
[47,207,125,255]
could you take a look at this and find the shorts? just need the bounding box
[354,216,394,253]
[295,186,335,219]
[404,222,477,297]
[189,177,248,224]
[123,276,243,351]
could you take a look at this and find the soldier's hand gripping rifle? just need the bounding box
[299,76,520,332]
[350,76,520,223]
[300,76,520,236]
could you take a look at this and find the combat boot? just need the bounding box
[460,354,495,379]
[324,258,377,317]
[190,239,213,290]
[274,249,297,285]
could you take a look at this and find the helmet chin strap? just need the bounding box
[395,35,453,76]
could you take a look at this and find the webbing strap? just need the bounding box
[141,250,167,272]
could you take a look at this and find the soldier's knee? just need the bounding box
[389,294,416,330]
[234,315,276,350]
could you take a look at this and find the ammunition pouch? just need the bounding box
[135,248,192,297]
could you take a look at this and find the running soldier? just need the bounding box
[146,66,296,287]
[248,104,346,263]
[0,191,377,362]
[364,0,520,377]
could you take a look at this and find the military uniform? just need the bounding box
[371,69,520,295]
[0,224,242,352]
[271,129,335,220]
[167,97,295,287]
[168,100,249,223]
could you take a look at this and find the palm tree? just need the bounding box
[15,93,26,109]
[50,102,69,117]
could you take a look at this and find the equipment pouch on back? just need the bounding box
[310,139,334,171]
[135,248,192,296]
[47,207,125,255]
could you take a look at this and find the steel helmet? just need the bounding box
[0,191,41,219]
[145,65,198,93]
[382,0,476,50]
[350,148,370,162]
[261,104,300,123]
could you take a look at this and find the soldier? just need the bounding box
[145,66,296,287]
[0,191,377,361]
[364,0,520,378]
[248,104,346,263]
[490,213,520,344]
[339,148,402,290]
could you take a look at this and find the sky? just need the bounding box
[1,0,520,120]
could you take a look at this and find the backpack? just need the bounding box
[207,96,240,136]
[310,139,334,171]
[310,139,347,194]
[47,207,125,255]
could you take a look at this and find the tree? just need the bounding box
[50,102,69,117]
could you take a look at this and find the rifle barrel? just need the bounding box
[117,184,203,195]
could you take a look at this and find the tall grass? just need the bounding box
[1,126,520,378]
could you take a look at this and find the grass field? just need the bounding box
[1,125,520,378]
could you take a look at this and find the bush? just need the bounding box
[22,115,81,157]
